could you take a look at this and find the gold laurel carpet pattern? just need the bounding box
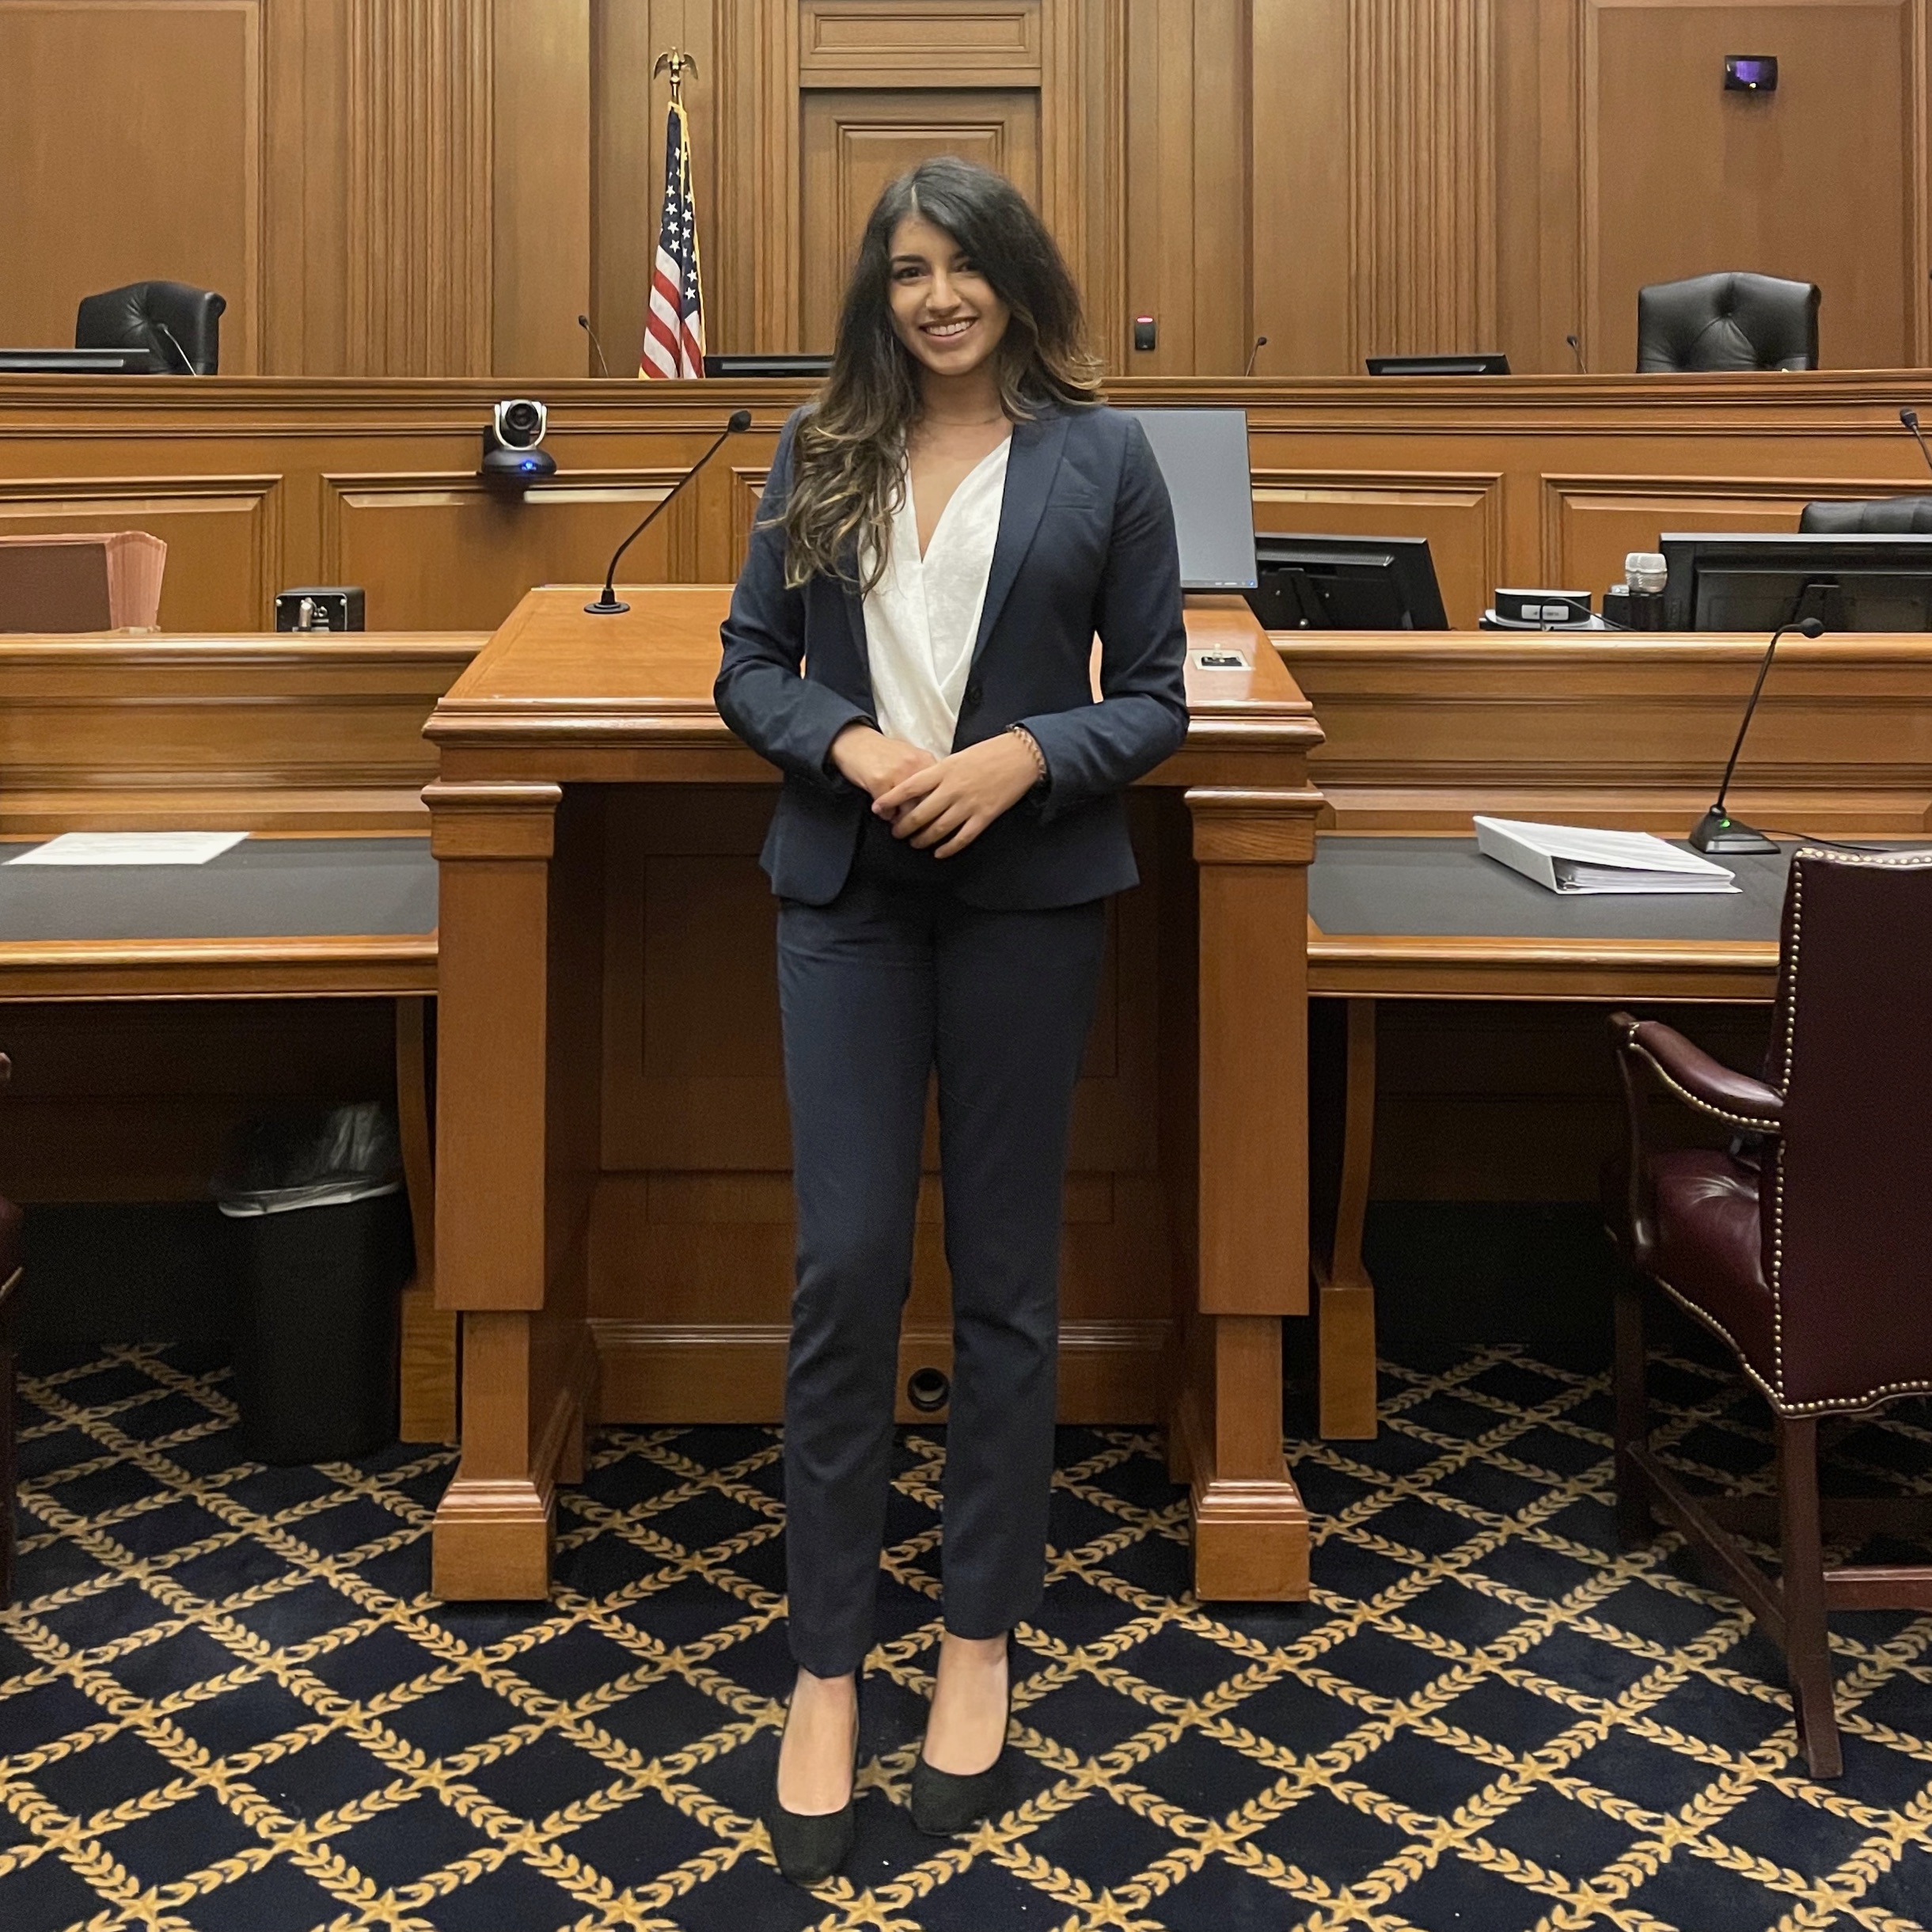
[2,1340,1930,1931]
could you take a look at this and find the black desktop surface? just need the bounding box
[0,347,159,374]
[1365,353,1510,377]
[701,353,831,378]
[0,837,436,942]
[1308,836,1806,941]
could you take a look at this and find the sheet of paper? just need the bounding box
[6,831,249,867]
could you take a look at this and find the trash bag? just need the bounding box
[211,1102,404,1217]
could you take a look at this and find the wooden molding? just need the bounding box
[798,0,1041,87]
[1186,788,1323,866]
[590,1315,1175,1422]
[1350,0,1496,365]
[424,780,562,858]
[346,0,493,374]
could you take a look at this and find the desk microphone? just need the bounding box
[586,408,753,614]
[1900,406,1932,478]
[1565,333,1585,372]
[150,319,198,375]
[1243,334,1269,378]
[578,313,612,378]
[1687,613,1827,853]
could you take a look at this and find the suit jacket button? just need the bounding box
[963,681,984,708]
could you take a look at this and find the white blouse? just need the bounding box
[862,436,1012,759]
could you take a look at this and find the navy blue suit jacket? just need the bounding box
[715,403,1191,909]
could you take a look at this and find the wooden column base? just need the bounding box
[431,1310,596,1600]
[1171,1314,1310,1601]
[431,1475,555,1600]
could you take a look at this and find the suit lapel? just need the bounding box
[970,409,1070,666]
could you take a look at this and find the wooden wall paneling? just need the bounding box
[322,469,681,632]
[1189,0,1252,376]
[1581,0,1923,374]
[1125,0,1251,374]
[799,89,1043,348]
[0,0,264,371]
[718,0,803,353]
[263,0,352,376]
[1249,0,1352,378]
[0,998,398,1203]
[589,778,1177,1424]
[1250,469,1504,630]
[1064,0,1128,375]
[1277,632,1932,837]
[1350,0,1497,366]
[345,0,492,376]
[0,632,473,833]
[798,0,1041,84]
[0,476,279,632]
[591,0,721,375]
[493,0,593,378]
[1492,0,1583,374]
[1365,999,1773,1201]
[1541,472,1839,594]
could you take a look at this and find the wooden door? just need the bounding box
[799,89,1042,348]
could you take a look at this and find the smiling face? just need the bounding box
[886,210,1012,387]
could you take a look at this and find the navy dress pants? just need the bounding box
[776,821,1108,1677]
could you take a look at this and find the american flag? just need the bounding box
[640,97,704,379]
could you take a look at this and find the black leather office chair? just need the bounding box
[75,281,226,375]
[1800,496,1932,534]
[1637,272,1820,373]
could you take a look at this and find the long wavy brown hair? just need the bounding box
[779,156,1103,590]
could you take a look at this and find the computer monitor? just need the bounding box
[0,347,158,374]
[701,354,831,378]
[1245,533,1448,630]
[1117,407,1257,590]
[1365,353,1510,377]
[1660,532,1932,631]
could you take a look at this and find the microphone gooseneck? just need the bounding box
[586,408,753,615]
[150,318,197,376]
[1901,405,1932,478]
[578,313,612,378]
[1688,613,1828,852]
[1565,333,1585,373]
[1243,334,1269,378]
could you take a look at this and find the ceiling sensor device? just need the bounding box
[481,397,556,487]
[1724,54,1778,92]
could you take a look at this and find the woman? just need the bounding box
[715,155,1189,1885]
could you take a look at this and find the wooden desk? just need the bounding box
[0,632,478,1438]
[425,588,1325,1603]
[6,370,1932,634]
[1279,630,1932,1438]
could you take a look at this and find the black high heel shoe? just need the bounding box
[765,1680,861,1885]
[910,1649,1011,1836]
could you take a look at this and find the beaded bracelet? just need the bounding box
[1006,723,1049,786]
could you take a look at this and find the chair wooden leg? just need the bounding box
[1778,1415,1842,1778]
[1612,1277,1652,1550]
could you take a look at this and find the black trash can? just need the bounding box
[214,1103,414,1463]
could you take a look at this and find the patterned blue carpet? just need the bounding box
[3,1338,1930,1930]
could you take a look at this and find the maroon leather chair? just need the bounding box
[0,1053,20,1607]
[1607,849,1932,1777]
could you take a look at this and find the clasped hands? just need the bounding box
[829,722,1040,859]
